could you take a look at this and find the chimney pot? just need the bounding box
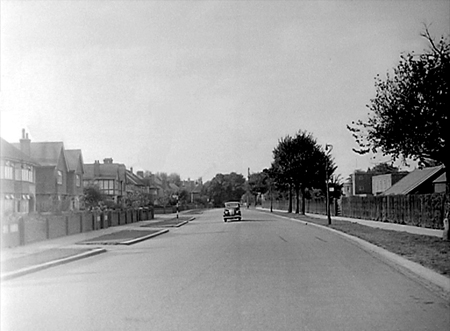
[20,129,31,157]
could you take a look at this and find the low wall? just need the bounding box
[1,207,154,248]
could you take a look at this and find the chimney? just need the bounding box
[103,158,113,164]
[94,160,100,177]
[130,167,133,174]
[20,129,31,157]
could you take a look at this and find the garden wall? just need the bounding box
[1,207,154,248]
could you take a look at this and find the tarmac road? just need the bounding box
[1,208,449,330]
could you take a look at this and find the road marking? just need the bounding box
[278,235,288,242]
[315,236,327,243]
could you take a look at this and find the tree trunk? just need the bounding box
[301,185,306,215]
[288,184,293,213]
[295,183,300,214]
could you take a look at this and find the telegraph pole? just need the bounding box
[247,167,250,208]
[325,144,333,225]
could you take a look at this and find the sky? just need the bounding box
[1,0,449,182]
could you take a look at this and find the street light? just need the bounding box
[325,144,333,225]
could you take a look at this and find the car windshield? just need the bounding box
[225,202,240,208]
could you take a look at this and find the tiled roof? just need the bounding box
[84,163,126,181]
[169,183,179,191]
[65,149,84,173]
[382,165,444,195]
[126,170,144,186]
[26,142,66,167]
[1,137,36,164]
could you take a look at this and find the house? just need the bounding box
[372,172,408,195]
[136,170,159,200]
[13,133,75,212]
[432,172,447,193]
[181,178,203,202]
[342,177,353,197]
[125,168,153,207]
[65,149,85,210]
[350,171,373,196]
[382,165,445,195]
[83,158,127,205]
[1,137,38,215]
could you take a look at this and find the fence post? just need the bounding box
[46,217,50,239]
[19,217,25,246]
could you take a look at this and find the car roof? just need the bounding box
[224,201,240,205]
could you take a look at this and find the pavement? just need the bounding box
[0,213,195,281]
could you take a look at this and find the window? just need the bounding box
[76,175,81,187]
[22,168,28,181]
[29,166,34,183]
[57,170,63,185]
[4,162,14,179]
[14,165,21,180]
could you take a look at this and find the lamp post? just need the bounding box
[325,144,333,225]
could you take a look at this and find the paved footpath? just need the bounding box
[0,213,194,281]
[258,207,443,237]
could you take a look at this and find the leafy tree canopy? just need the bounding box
[205,172,246,207]
[348,28,449,189]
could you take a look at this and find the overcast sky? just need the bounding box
[1,0,449,181]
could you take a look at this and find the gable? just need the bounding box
[382,165,444,195]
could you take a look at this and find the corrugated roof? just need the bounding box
[1,137,37,164]
[433,172,446,184]
[382,165,444,195]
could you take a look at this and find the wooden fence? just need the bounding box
[340,194,447,229]
[262,193,448,229]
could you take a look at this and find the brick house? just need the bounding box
[65,149,85,210]
[12,132,77,212]
[1,137,38,216]
[351,171,373,196]
[83,158,127,205]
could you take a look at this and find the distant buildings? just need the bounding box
[372,173,408,195]
[343,165,445,197]
[83,158,127,204]
[382,165,445,195]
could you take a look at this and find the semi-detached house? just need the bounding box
[1,137,38,216]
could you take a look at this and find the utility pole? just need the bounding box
[247,167,250,208]
[325,144,333,225]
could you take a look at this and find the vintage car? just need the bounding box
[223,201,242,222]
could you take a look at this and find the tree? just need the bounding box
[367,162,400,175]
[82,185,104,210]
[205,172,246,207]
[168,173,182,187]
[348,28,449,192]
[272,130,334,214]
[248,171,269,205]
[271,135,296,212]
